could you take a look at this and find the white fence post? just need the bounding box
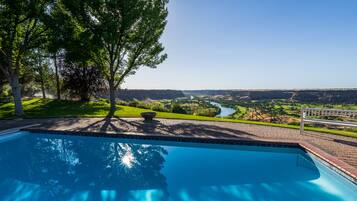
[299,108,357,134]
[300,109,305,134]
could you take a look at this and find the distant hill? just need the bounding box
[183,89,357,104]
[116,89,185,101]
[99,89,357,104]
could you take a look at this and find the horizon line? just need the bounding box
[120,87,357,91]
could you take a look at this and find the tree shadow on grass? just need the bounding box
[0,99,44,118]
[24,99,111,117]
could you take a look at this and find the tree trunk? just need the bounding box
[40,78,46,99]
[9,74,24,117]
[109,80,116,115]
[53,54,61,100]
[39,66,46,99]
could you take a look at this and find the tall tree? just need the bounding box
[33,49,52,99]
[53,54,61,99]
[44,5,69,100]
[0,0,50,116]
[62,0,168,114]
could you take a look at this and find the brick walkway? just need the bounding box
[1,117,357,168]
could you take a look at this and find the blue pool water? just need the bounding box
[0,132,356,201]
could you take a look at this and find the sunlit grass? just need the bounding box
[1,98,356,138]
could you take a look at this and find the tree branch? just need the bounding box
[0,65,9,78]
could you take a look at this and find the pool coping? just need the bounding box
[18,128,357,185]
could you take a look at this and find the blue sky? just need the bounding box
[123,0,357,90]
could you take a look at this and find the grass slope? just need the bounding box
[1,98,356,138]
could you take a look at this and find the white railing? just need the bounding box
[300,108,357,134]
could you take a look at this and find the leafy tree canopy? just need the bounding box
[59,0,169,112]
[0,0,51,116]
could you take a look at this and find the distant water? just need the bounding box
[210,101,236,117]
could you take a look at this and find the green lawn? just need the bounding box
[1,98,356,138]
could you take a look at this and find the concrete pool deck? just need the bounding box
[1,117,356,180]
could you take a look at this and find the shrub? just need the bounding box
[128,100,139,107]
[136,101,151,109]
[288,121,300,126]
[61,63,105,101]
[194,108,217,117]
[0,84,12,103]
[151,102,168,112]
[171,104,187,114]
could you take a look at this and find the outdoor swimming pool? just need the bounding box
[0,131,356,201]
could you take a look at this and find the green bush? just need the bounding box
[194,108,218,117]
[128,100,139,107]
[151,102,168,112]
[0,84,12,103]
[171,104,187,114]
[136,101,151,109]
[287,121,300,126]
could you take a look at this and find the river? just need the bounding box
[210,101,236,117]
